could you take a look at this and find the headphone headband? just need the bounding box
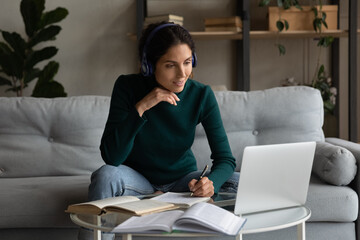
[141,23,197,76]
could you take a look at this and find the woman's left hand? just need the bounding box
[188,177,214,197]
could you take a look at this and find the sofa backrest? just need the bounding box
[192,86,325,171]
[0,96,109,178]
[0,86,325,177]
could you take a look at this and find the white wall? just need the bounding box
[0,0,359,139]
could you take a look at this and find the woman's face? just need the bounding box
[154,43,193,93]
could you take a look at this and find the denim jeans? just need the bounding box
[78,164,240,240]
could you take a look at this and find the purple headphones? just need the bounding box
[141,23,197,76]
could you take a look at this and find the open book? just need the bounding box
[151,192,210,208]
[113,202,247,236]
[65,196,177,216]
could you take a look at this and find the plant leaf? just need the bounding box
[0,51,24,78]
[322,20,328,29]
[0,41,12,55]
[283,0,291,9]
[322,12,327,22]
[276,20,285,32]
[0,75,12,86]
[1,31,27,57]
[277,0,283,8]
[32,61,67,98]
[37,61,59,85]
[277,44,286,56]
[318,65,325,79]
[312,7,318,17]
[28,25,61,48]
[20,0,45,37]
[295,4,302,10]
[25,46,58,69]
[24,68,41,84]
[284,20,289,30]
[32,80,67,98]
[39,7,69,28]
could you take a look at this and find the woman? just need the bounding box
[89,22,238,202]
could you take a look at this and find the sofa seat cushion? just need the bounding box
[306,176,358,222]
[0,176,90,228]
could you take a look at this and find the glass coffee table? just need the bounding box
[70,193,311,240]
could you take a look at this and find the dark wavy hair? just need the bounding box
[138,22,196,70]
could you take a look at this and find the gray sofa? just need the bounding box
[0,86,359,240]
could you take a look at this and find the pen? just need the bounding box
[190,164,209,197]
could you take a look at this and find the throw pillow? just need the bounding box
[313,141,357,186]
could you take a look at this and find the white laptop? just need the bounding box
[234,141,316,216]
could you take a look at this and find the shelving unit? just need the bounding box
[190,30,349,40]
[136,0,358,142]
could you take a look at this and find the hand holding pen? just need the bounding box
[188,165,214,197]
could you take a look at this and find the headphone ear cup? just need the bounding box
[192,52,197,68]
[141,55,150,76]
[148,62,153,76]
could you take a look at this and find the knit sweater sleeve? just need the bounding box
[199,86,236,193]
[100,76,147,166]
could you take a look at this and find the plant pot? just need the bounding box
[268,5,338,31]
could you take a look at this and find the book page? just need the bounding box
[66,196,140,214]
[151,192,210,207]
[174,202,246,235]
[112,210,184,233]
[105,199,176,215]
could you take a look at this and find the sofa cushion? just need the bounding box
[0,96,109,177]
[193,86,325,171]
[313,142,357,186]
[306,176,358,222]
[0,176,90,228]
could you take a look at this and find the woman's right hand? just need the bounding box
[135,87,180,117]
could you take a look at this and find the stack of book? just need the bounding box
[204,16,242,32]
[144,14,184,27]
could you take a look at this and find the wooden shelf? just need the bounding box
[128,29,355,41]
[190,30,351,40]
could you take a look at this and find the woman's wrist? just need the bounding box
[135,102,145,117]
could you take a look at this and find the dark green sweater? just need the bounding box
[100,74,236,193]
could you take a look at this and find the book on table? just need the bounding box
[65,196,178,216]
[113,202,247,236]
[65,192,210,216]
[150,192,210,207]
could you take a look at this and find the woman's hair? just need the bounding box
[138,22,196,70]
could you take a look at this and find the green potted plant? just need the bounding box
[0,0,68,97]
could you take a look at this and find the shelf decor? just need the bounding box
[268,5,338,31]
[203,16,242,32]
[144,14,183,27]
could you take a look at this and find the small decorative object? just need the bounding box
[281,77,299,86]
[204,16,242,32]
[268,5,338,31]
[0,0,68,97]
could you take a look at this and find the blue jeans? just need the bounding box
[78,165,239,240]
[88,164,239,201]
